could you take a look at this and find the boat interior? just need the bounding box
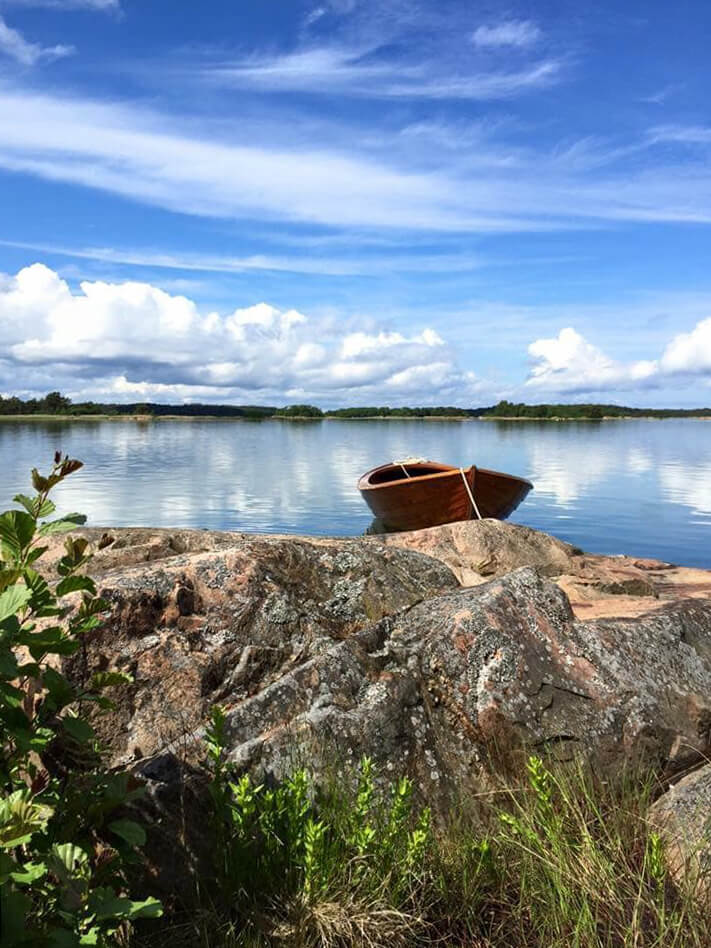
[369,463,450,484]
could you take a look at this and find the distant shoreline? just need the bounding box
[2,413,711,423]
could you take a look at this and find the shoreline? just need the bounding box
[1,413,711,423]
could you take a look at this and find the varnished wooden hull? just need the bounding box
[358,461,532,532]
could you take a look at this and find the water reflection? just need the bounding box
[659,461,711,516]
[526,439,614,507]
[0,417,709,566]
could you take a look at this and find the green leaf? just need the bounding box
[38,515,87,538]
[88,887,162,921]
[0,584,31,623]
[126,896,163,920]
[10,860,48,885]
[90,671,133,690]
[108,819,146,848]
[37,498,56,518]
[0,647,20,679]
[0,790,53,848]
[17,626,79,659]
[0,569,23,594]
[25,545,48,566]
[12,493,39,516]
[42,666,76,710]
[0,681,26,708]
[50,842,89,874]
[56,575,96,598]
[61,715,95,743]
[0,510,36,560]
[24,569,59,616]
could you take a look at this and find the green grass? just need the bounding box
[134,719,709,948]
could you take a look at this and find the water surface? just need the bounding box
[1,417,709,567]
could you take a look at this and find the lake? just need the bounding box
[1,417,710,567]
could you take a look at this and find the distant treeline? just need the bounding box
[1,393,710,420]
[0,393,276,418]
[485,400,711,419]
[323,406,486,418]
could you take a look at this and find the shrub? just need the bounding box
[204,707,432,943]
[0,455,161,946]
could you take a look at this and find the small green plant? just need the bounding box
[204,709,432,941]
[0,455,161,946]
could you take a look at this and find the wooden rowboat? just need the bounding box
[358,460,532,532]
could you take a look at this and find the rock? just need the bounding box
[649,764,711,898]
[47,523,711,900]
[217,567,711,801]
[378,519,580,586]
[380,519,711,620]
[53,523,711,783]
[61,532,458,766]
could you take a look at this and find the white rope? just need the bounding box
[392,456,426,480]
[460,467,483,520]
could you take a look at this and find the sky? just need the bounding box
[0,0,710,408]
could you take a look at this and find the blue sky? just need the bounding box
[1,0,710,407]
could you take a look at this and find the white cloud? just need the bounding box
[0,264,485,404]
[2,1,118,9]
[648,125,711,146]
[526,327,657,393]
[205,46,560,100]
[472,20,541,49]
[526,318,711,394]
[0,14,74,64]
[0,237,491,277]
[660,318,711,374]
[2,85,711,234]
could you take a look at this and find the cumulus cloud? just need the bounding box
[659,317,711,374]
[526,327,657,393]
[526,319,711,393]
[472,20,541,49]
[0,14,74,64]
[0,264,485,404]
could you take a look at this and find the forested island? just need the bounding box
[1,392,710,420]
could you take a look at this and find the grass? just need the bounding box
[132,715,710,948]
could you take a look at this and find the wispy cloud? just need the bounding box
[203,45,561,100]
[1,0,119,10]
[472,20,541,49]
[0,238,488,277]
[648,124,711,145]
[0,14,74,64]
[1,85,711,233]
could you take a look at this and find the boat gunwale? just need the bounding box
[358,462,532,492]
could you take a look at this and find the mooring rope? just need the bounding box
[392,456,425,480]
[459,467,483,520]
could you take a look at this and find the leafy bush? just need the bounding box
[204,707,431,943]
[0,455,161,946]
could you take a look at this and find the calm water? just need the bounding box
[1,418,710,567]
